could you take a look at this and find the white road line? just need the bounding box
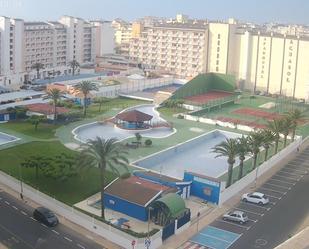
[264,182,291,190]
[52,229,59,235]
[64,237,72,242]
[241,201,271,210]
[12,205,18,210]
[199,232,232,243]
[282,168,308,174]
[278,170,302,177]
[248,218,258,223]
[4,201,10,205]
[260,187,287,195]
[269,178,296,185]
[216,219,251,230]
[234,208,264,216]
[21,211,27,216]
[287,163,309,169]
[265,194,282,200]
[269,201,276,205]
[30,217,36,221]
[274,173,300,181]
[77,244,86,249]
[41,223,48,228]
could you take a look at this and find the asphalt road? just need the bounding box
[0,190,104,249]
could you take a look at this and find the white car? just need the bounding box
[242,192,269,205]
[223,211,249,224]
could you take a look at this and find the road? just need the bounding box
[0,190,104,249]
[181,146,309,249]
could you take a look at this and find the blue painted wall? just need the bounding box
[184,172,221,204]
[104,193,148,221]
[0,113,16,121]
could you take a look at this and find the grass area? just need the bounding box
[0,141,116,205]
[0,121,59,139]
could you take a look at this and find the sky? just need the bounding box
[0,0,309,25]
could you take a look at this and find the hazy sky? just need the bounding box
[1,0,308,24]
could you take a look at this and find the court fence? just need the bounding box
[0,170,163,249]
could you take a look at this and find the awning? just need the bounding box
[153,193,186,218]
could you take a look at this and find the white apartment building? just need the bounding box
[0,16,24,89]
[91,20,115,57]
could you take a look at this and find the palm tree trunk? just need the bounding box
[53,103,57,124]
[238,160,244,180]
[292,129,296,142]
[226,163,234,187]
[252,154,258,170]
[99,103,102,112]
[275,139,279,154]
[284,135,287,147]
[100,165,105,219]
[83,96,87,117]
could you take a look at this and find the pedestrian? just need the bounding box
[20,192,23,200]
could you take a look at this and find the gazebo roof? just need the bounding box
[153,193,186,218]
[115,109,153,122]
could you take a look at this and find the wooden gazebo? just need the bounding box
[115,110,153,129]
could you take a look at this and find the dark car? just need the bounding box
[33,207,59,227]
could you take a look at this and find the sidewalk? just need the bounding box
[161,139,307,249]
[0,183,121,249]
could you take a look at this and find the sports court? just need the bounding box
[232,107,282,120]
[184,91,233,105]
[184,226,241,249]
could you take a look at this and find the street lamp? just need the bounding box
[18,164,24,199]
[147,206,154,238]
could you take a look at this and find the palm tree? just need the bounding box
[260,129,275,162]
[31,63,44,79]
[68,60,80,76]
[286,109,304,141]
[74,81,98,117]
[281,117,293,147]
[236,136,249,180]
[247,131,264,171]
[44,89,64,123]
[266,119,284,154]
[28,115,44,131]
[78,137,129,218]
[212,138,238,187]
[93,97,110,112]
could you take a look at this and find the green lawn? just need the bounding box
[0,121,58,139]
[0,141,116,205]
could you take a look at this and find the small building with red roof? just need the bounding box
[26,103,70,120]
[114,109,153,129]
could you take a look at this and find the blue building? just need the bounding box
[0,110,16,122]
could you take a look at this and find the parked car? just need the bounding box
[242,192,269,205]
[223,211,248,224]
[33,207,59,227]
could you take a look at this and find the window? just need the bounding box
[217,53,220,59]
[216,66,219,72]
[217,47,220,52]
[217,40,220,46]
[217,34,221,39]
[216,60,219,65]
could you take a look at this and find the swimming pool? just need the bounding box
[133,130,242,179]
[0,132,19,146]
[73,104,176,143]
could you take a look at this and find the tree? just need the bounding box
[78,137,129,218]
[41,153,77,181]
[44,89,64,124]
[145,139,152,147]
[281,117,293,147]
[286,109,304,141]
[31,63,44,79]
[28,115,44,131]
[135,132,142,145]
[21,156,51,180]
[236,136,249,180]
[68,60,80,76]
[212,138,238,187]
[266,119,284,154]
[93,97,110,112]
[74,81,98,117]
[247,131,264,171]
[260,129,275,162]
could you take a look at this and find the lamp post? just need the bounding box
[18,164,24,199]
[196,211,201,232]
[147,206,154,239]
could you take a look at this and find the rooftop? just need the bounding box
[26,103,70,115]
[115,109,153,122]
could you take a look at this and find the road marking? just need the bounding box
[20,211,27,216]
[282,167,308,174]
[52,229,59,235]
[260,187,287,195]
[216,219,251,230]
[269,201,276,205]
[12,205,18,210]
[234,208,265,216]
[274,173,300,181]
[64,236,72,242]
[265,194,282,200]
[200,232,233,243]
[264,182,291,190]
[30,217,36,221]
[278,170,301,177]
[241,201,271,210]
[269,178,296,185]
[77,244,86,249]
[248,218,258,223]
[286,163,309,170]
[41,223,48,228]
[4,201,10,205]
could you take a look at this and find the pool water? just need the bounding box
[73,104,175,143]
[133,130,242,179]
[0,132,19,145]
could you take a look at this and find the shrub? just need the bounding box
[145,139,152,146]
[177,114,184,119]
[120,172,131,179]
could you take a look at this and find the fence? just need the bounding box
[162,221,175,241]
[0,171,162,249]
[219,136,302,205]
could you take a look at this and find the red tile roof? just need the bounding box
[26,103,70,115]
[115,110,153,122]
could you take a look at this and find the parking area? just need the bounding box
[180,147,309,249]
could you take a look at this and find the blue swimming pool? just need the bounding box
[0,132,19,145]
[133,130,242,179]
